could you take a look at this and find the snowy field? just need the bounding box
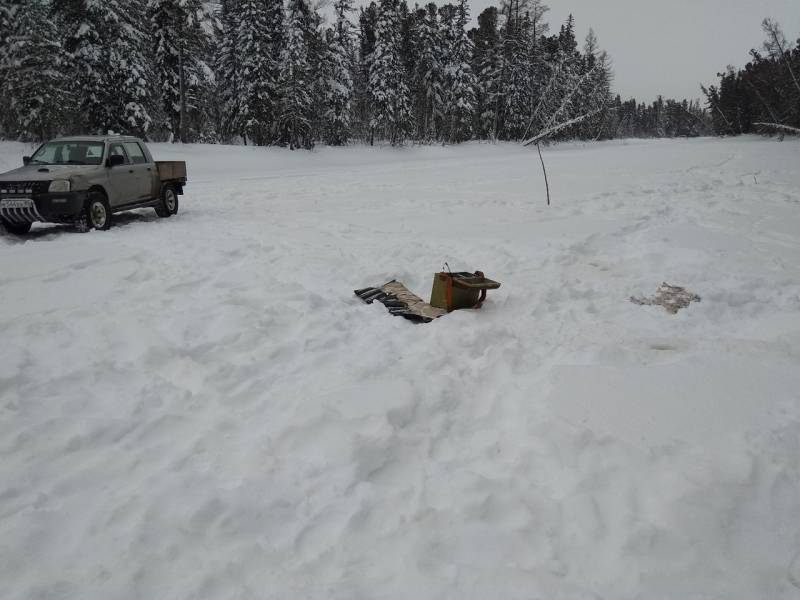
[1,136,800,599]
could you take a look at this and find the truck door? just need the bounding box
[106,143,138,207]
[123,142,157,201]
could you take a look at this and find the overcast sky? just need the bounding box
[538,0,800,101]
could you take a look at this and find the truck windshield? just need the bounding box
[30,141,105,166]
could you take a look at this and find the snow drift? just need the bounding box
[0,137,799,599]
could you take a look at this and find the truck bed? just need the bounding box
[156,161,187,182]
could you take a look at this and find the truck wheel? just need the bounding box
[1,219,32,235]
[83,191,112,231]
[155,186,179,218]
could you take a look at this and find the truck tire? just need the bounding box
[81,190,112,231]
[155,185,179,218]
[1,219,32,235]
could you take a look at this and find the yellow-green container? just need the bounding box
[430,271,501,311]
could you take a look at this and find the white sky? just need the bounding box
[539,0,800,101]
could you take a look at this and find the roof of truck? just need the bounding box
[49,135,144,143]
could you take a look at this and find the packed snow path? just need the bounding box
[1,138,799,599]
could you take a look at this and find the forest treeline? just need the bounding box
[1,1,793,146]
[703,19,800,137]
[0,0,618,145]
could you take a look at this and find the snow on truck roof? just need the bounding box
[50,135,143,143]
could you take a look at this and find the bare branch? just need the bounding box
[753,122,800,135]
[522,108,604,146]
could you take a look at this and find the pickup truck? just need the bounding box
[0,135,186,234]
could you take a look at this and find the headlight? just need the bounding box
[48,180,71,193]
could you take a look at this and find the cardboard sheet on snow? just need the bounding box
[354,281,448,323]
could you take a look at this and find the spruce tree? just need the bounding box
[216,0,243,142]
[499,0,536,139]
[442,0,477,143]
[369,0,413,145]
[397,1,417,84]
[324,0,357,145]
[528,13,587,142]
[56,0,154,136]
[355,3,378,140]
[703,23,800,136]
[412,3,445,140]
[471,6,502,139]
[0,1,17,71]
[148,0,212,143]
[277,0,314,149]
[0,0,20,137]
[0,1,14,51]
[2,0,68,140]
[236,0,283,144]
[306,7,329,143]
[577,28,613,139]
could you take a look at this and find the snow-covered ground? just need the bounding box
[1,137,799,599]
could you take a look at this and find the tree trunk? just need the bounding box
[178,43,187,143]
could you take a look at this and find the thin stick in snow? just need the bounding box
[537,143,550,206]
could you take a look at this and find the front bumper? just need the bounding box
[0,191,87,224]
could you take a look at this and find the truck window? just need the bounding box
[109,143,130,164]
[31,141,105,165]
[85,145,103,163]
[124,142,148,165]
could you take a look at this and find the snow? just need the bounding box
[1,136,800,599]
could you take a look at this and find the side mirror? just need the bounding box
[106,154,125,168]
[23,156,31,166]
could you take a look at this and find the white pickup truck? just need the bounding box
[0,135,187,234]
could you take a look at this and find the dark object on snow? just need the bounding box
[631,283,701,314]
[430,271,502,311]
[355,271,502,324]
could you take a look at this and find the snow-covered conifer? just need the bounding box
[0,0,16,66]
[576,28,613,139]
[353,3,378,140]
[442,0,477,143]
[0,0,20,137]
[412,3,445,141]
[56,0,154,136]
[323,0,356,145]
[215,0,243,141]
[499,0,534,139]
[472,6,502,139]
[2,0,68,140]
[369,0,412,145]
[277,0,314,149]
[236,0,283,144]
[149,0,213,142]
